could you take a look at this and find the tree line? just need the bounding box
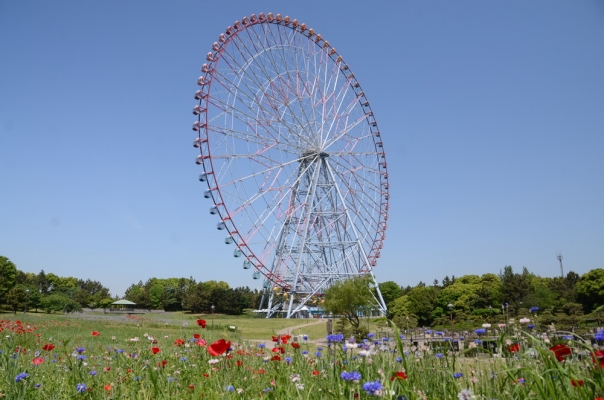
[378,266,604,331]
[2,255,603,322]
[0,255,112,313]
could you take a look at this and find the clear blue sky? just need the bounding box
[1,1,603,297]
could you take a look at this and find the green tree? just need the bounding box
[575,268,604,312]
[0,256,18,303]
[323,276,374,332]
[378,281,403,311]
[40,293,82,313]
[5,284,28,313]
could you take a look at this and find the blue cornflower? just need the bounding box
[76,347,85,353]
[348,336,356,344]
[89,371,97,376]
[436,353,443,358]
[425,330,432,334]
[395,357,403,363]
[167,377,177,383]
[562,335,574,340]
[302,350,308,355]
[594,330,604,341]
[15,372,29,383]
[342,345,348,351]
[76,383,87,393]
[341,371,362,381]
[327,333,344,342]
[527,324,535,330]
[34,384,41,389]
[362,380,382,396]
[116,349,124,353]
[529,307,539,313]
[302,335,308,341]
[77,355,87,361]
[285,357,292,363]
[34,350,40,357]
[474,328,486,335]
[225,385,235,392]
[263,388,273,393]
[180,357,187,362]
[474,339,482,345]
[453,372,463,379]
[367,333,375,339]
[382,337,390,342]
[258,343,266,348]
[435,331,443,336]
[314,351,322,358]
[317,347,323,351]
[399,334,405,339]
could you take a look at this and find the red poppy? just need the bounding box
[390,371,407,381]
[550,344,572,362]
[174,339,185,346]
[158,359,168,367]
[196,319,207,328]
[207,339,231,356]
[270,355,281,361]
[291,342,300,349]
[593,350,604,368]
[104,385,112,391]
[104,367,111,372]
[271,335,280,342]
[570,379,584,387]
[91,331,100,336]
[32,357,44,365]
[236,360,243,367]
[312,370,320,376]
[272,346,285,354]
[151,347,161,354]
[508,343,520,353]
[203,373,210,378]
[193,334,200,339]
[281,335,291,344]
[42,344,55,351]
[188,384,195,389]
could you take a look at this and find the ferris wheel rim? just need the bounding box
[193,12,389,289]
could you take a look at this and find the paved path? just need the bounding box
[275,319,329,344]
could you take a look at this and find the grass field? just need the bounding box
[1,311,602,399]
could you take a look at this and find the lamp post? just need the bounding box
[211,305,215,329]
[447,303,454,342]
[25,289,30,313]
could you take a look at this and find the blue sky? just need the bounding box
[1,1,603,297]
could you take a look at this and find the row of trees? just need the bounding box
[0,256,113,313]
[376,266,604,330]
[123,278,262,314]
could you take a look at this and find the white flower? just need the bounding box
[296,384,305,390]
[519,318,530,324]
[129,337,139,342]
[482,323,491,328]
[457,388,474,400]
[208,359,220,365]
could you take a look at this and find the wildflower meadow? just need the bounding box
[1,314,603,399]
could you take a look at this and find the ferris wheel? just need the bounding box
[192,12,389,318]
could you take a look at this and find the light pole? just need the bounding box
[25,289,30,313]
[447,303,454,343]
[211,305,215,329]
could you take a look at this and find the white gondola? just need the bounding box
[233,248,242,257]
[216,222,226,230]
[209,206,218,215]
[243,259,252,269]
[225,235,234,245]
[252,271,260,279]
[198,173,208,182]
[203,189,212,198]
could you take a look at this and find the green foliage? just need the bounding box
[40,293,82,313]
[0,255,18,302]
[323,276,374,330]
[575,268,604,312]
[378,281,403,310]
